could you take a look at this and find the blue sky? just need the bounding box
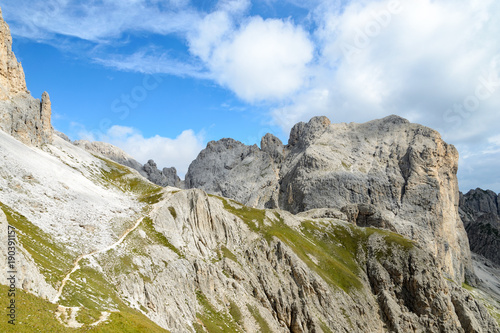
[1,0,500,192]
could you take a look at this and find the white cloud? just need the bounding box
[5,0,500,191]
[273,0,500,137]
[94,50,209,78]
[74,124,204,178]
[1,0,199,42]
[189,15,314,101]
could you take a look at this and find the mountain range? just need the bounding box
[1,6,499,333]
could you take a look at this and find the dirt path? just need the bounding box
[53,207,157,303]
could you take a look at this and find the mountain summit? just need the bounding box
[0,4,499,333]
[0,9,53,146]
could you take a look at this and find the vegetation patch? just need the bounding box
[220,198,265,233]
[0,285,168,332]
[247,304,271,333]
[0,202,74,287]
[319,320,334,333]
[220,245,238,263]
[221,198,413,293]
[168,206,177,219]
[141,217,183,258]
[94,156,164,204]
[229,301,243,325]
[194,291,242,333]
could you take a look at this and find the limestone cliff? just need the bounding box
[0,8,53,146]
[459,189,500,266]
[186,115,472,284]
[0,7,27,100]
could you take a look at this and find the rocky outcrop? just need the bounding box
[459,189,500,266]
[74,140,182,188]
[74,140,146,173]
[0,8,27,100]
[460,189,500,218]
[0,8,53,146]
[185,138,279,208]
[186,115,472,283]
[109,189,499,333]
[0,92,54,146]
[143,159,182,188]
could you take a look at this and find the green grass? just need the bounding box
[168,206,177,219]
[0,285,168,332]
[220,199,414,293]
[94,156,164,205]
[462,282,474,292]
[229,301,243,325]
[221,198,266,233]
[194,291,242,333]
[220,246,238,263]
[247,304,272,333]
[319,320,334,333]
[141,217,183,258]
[0,202,74,287]
[61,258,121,310]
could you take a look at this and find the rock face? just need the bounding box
[0,8,27,100]
[111,189,499,333]
[186,115,471,283]
[0,9,53,146]
[74,140,182,188]
[143,159,182,188]
[460,189,500,217]
[185,138,279,208]
[459,189,500,266]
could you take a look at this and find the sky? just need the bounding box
[1,0,499,193]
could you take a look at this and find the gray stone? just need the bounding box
[459,189,500,266]
[143,159,182,188]
[0,9,53,146]
[185,138,279,208]
[186,115,472,283]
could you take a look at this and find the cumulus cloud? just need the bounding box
[273,0,500,133]
[189,13,314,101]
[75,124,204,178]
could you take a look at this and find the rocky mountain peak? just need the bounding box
[461,188,500,217]
[288,115,331,147]
[0,10,53,146]
[0,8,28,100]
[186,115,472,283]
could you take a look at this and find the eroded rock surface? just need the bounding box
[460,189,500,266]
[186,115,471,283]
[0,9,53,146]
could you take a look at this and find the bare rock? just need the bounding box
[74,140,146,174]
[459,189,500,266]
[0,8,28,100]
[143,159,182,188]
[186,115,472,283]
[0,9,53,146]
[261,133,285,165]
[185,138,279,208]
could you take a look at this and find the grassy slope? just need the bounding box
[0,285,167,333]
[1,156,170,331]
[220,197,414,293]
